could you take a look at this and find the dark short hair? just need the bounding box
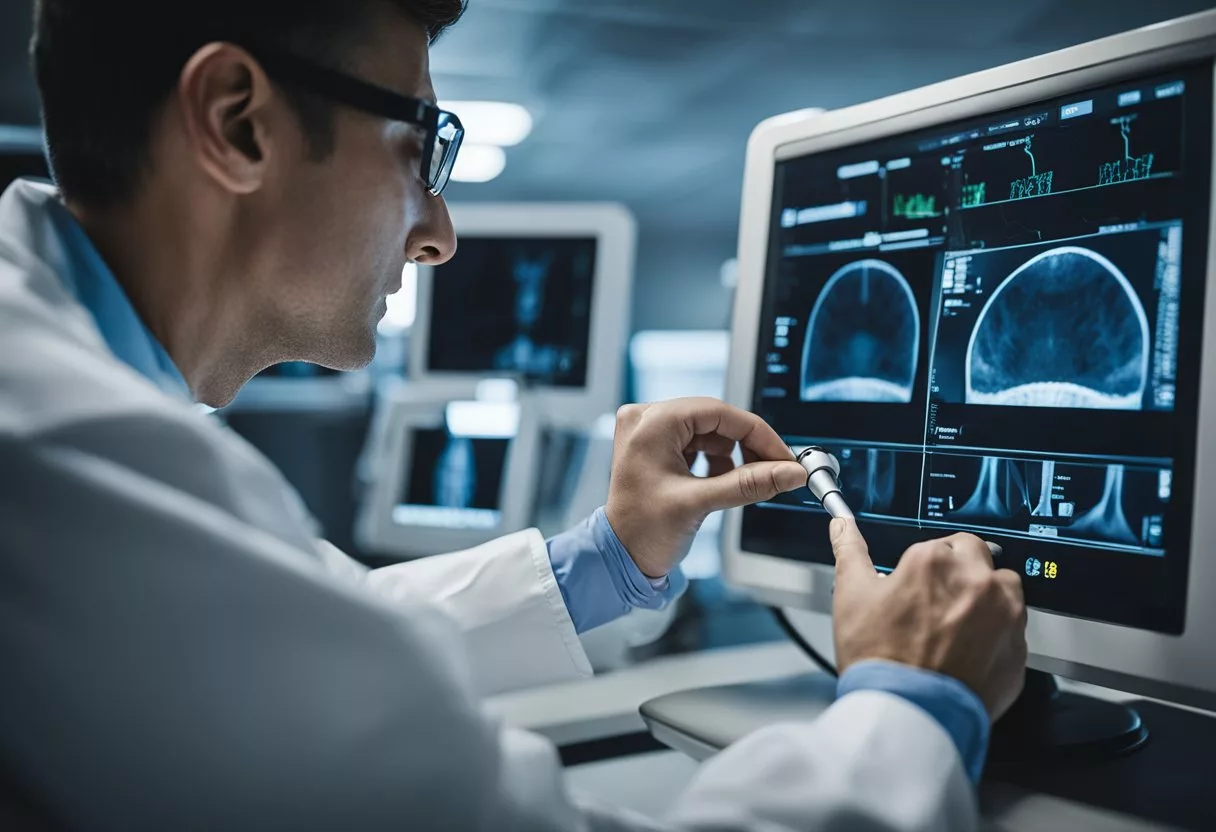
[31,0,465,206]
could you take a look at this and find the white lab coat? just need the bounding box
[0,181,976,831]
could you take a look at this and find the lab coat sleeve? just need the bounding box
[489,692,977,832]
[658,691,977,832]
[328,533,593,697]
[0,428,975,832]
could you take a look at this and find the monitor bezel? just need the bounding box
[409,203,636,428]
[723,11,1216,708]
[356,393,542,557]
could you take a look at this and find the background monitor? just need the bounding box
[356,396,541,557]
[629,330,732,580]
[225,362,371,412]
[411,203,636,426]
[0,152,48,190]
[0,127,48,190]
[724,12,1216,708]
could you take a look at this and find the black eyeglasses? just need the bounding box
[252,50,464,196]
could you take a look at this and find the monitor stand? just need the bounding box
[988,669,1148,765]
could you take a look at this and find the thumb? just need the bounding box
[690,460,807,513]
[830,516,875,581]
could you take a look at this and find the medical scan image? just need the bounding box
[427,237,597,388]
[929,225,1179,414]
[836,447,898,512]
[924,453,1168,551]
[764,444,923,519]
[493,249,568,378]
[800,259,920,403]
[966,246,1150,410]
[402,429,509,513]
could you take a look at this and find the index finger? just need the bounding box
[643,398,795,462]
[830,517,877,582]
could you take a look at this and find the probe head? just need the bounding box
[790,445,855,519]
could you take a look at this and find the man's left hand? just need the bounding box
[605,397,807,579]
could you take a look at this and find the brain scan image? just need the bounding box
[966,246,1150,410]
[800,259,920,403]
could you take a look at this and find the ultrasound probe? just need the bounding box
[791,446,855,520]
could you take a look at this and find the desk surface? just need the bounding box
[489,643,1216,832]
[485,641,814,746]
[641,673,1216,832]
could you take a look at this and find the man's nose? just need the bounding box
[406,195,457,265]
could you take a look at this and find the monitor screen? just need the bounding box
[258,362,343,379]
[426,237,598,387]
[394,428,509,531]
[0,153,50,190]
[743,64,1212,633]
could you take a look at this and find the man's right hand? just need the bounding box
[830,518,1029,719]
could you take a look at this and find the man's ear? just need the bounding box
[176,43,279,195]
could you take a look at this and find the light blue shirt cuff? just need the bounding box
[546,507,689,634]
[837,660,990,783]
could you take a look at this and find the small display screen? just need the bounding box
[1,153,50,190]
[394,428,509,531]
[257,362,343,378]
[426,237,598,388]
[743,64,1212,633]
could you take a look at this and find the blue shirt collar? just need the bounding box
[8,180,192,400]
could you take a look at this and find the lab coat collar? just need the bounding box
[0,178,192,401]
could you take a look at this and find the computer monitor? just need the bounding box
[410,203,636,426]
[724,11,1216,708]
[0,127,48,190]
[226,362,371,411]
[630,330,732,580]
[356,396,541,557]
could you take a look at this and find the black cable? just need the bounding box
[770,606,837,677]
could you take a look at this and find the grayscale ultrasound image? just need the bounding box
[838,447,897,512]
[966,246,1149,410]
[929,226,1171,414]
[925,454,1166,549]
[800,259,920,403]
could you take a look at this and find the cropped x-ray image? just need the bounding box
[765,443,923,520]
[800,259,921,403]
[834,446,924,517]
[968,247,1149,409]
[401,429,509,513]
[924,453,1168,551]
[930,225,1179,412]
[427,237,597,388]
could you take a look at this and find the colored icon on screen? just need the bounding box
[1045,561,1059,579]
[1025,558,1042,577]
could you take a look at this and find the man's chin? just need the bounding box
[305,326,379,373]
[328,340,378,372]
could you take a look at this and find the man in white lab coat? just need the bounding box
[0,1,1027,829]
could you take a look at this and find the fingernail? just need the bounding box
[829,517,845,541]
